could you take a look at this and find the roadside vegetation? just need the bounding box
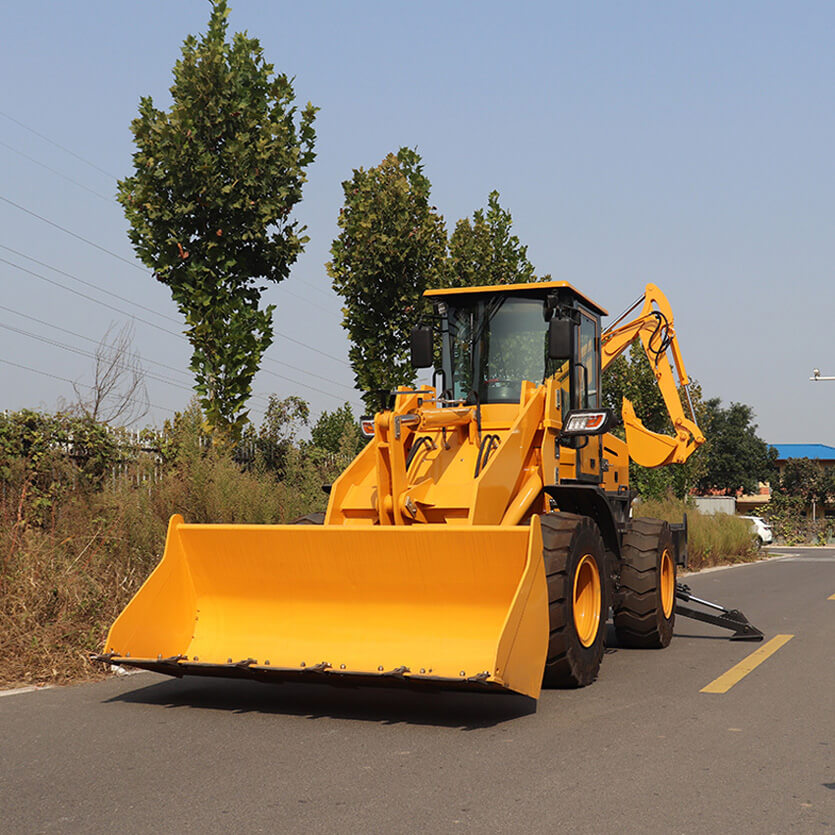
[0,401,360,688]
[634,497,761,571]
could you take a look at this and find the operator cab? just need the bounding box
[418,282,607,412]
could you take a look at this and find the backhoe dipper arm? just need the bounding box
[601,283,705,467]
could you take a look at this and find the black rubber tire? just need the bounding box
[540,512,608,688]
[613,517,675,649]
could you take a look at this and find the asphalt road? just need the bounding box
[2,547,833,834]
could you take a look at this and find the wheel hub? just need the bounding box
[573,553,601,647]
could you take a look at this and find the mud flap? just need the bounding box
[101,515,550,699]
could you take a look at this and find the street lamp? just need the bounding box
[810,369,835,381]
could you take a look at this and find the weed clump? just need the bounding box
[635,496,760,570]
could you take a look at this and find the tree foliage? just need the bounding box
[695,399,777,495]
[310,402,365,457]
[0,409,120,523]
[444,190,542,288]
[777,457,835,506]
[241,394,309,477]
[117,0,317,440]
[603,346,776,499]
[327,148,447,413]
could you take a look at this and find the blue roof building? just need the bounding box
[770,444,835,461]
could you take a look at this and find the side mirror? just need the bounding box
[410,327,433,368]
[548,318,574,360]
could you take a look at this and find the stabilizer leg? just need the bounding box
[674,584,764,641]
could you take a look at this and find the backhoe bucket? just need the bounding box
[622,398,679,467]
[100,515,549,699]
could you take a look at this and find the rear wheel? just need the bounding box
[540,513,608,688]
[613,518,675,648]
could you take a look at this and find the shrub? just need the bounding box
[634,496,760,570]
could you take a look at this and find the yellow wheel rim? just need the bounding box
[573,554,602,647]
[660,549,675,618]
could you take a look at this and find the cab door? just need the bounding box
[575,310,602,482]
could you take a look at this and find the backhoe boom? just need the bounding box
[601,283,704,467]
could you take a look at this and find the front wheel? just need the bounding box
[540,513,608,687]
[613,518,676,648]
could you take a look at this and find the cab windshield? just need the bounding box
[444,296,558,403]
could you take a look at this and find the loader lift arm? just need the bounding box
[601,283,705,467]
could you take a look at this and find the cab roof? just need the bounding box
[423,281,608,316]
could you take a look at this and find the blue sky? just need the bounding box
[1,1,833,441]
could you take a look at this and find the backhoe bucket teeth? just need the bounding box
[101,515,550,699]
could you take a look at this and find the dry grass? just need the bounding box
[635,496,761,570]
[0,448,330,689]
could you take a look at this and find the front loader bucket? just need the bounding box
[100,515,549,699]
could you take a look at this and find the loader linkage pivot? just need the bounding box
[674,584,764,641]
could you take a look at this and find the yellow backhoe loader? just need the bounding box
[96,281,762,700]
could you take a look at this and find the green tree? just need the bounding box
[778,457,835,509]
[444,190,543,288]
[250,395,309,476]
[327,148,447,413]
[695,400,777,495]
[117,0,317,441]
[311,403,364,457]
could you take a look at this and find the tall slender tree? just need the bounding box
[444,190,543,288]
[117,0,317,440]
[328,148,447,413]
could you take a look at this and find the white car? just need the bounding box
[740,515,773,546]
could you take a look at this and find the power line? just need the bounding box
[0,243,183,326]
[0,110,119,180]
[0,252,356,387]
[0,202,352,366]
[0,257,357,405]
[0,137,338,308]
[0,255,181,338]
[0,304,266,407]
[0,357,174,415]
[0,320,194,394]
[2,193,340,320]
[0,140,113,202]
[0,109,339,310]
[0,316,352,414]
[0,195,143,270]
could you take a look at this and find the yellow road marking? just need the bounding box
[701,635,794,694]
